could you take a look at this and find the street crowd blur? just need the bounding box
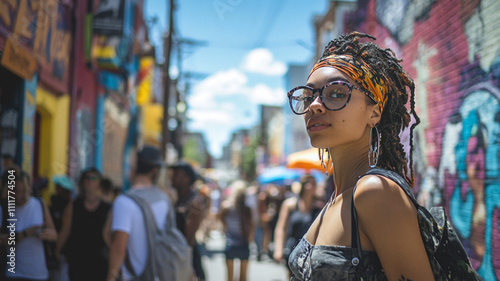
[0,0,333,280]
[0,153,328,281]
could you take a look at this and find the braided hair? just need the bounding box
[320,32,420,186]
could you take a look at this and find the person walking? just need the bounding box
[64,168,111,281]
[106,145,175,281]
[1,169,58,281]
[273,175,322,279]
[286,31,433,280]
[170,161,208,281]
[218,181,254,281]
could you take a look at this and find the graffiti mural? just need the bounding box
[439,83,500,280]
[375,0,436,44]
[439,0,500,279]
[344,0,500,279]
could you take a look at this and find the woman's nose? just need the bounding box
[308,95,325,114]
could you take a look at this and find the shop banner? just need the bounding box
[1,38,36,80]
[93,0,125,36]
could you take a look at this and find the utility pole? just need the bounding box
[172,38,207,160]
[162,0,174,161]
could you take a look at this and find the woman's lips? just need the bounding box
[307,123,331,132]
[307,119,331,131]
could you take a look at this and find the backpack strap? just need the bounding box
[351,179,363,267]
[123,190,164,278]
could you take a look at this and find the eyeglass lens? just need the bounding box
[290,82,351,114]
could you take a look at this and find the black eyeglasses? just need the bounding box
[287,81,373,115]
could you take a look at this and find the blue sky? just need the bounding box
[145,0,329,157]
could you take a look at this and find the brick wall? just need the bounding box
[344,0,500,279]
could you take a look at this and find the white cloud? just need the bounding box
[248,84,286,106]
[241,48,287,76]
[188,69,285,108]
[195,69,247,96]
[187,69,287,157]
[188,69,247,109]
[188,109,233,125]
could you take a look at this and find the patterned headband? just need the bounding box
[309,54,389,112]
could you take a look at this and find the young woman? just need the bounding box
[273,175,323,280]
[286,32,434,281]
[218,181,254,281]
[64,168,111,281]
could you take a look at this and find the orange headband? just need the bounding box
[309,54,389,112]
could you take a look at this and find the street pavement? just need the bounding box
[201,231,289,281]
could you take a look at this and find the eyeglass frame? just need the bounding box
[287,80,375,115]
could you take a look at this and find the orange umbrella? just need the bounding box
[286,148,332,174]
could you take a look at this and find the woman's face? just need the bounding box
[14,180,30,206]
[304,67,378,149]
[302,178,317,195]
[83,172,101,194]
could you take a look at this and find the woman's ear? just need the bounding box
[369,104,382,125]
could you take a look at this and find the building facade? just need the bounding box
[0,0,153,195]
[0,0,73,201]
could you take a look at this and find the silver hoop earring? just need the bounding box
[368,126,380,168]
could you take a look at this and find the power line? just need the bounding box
[252,0,286,48]
[190,40,309,50]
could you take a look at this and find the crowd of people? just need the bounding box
[0,147,327,281]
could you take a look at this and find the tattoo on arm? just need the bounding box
[398,275,413,281]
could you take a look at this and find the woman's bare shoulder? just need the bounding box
[353,174,415,219]
[352,174,432,280]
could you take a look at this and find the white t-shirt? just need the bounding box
[5,197,48,280]
[111,189,168,280]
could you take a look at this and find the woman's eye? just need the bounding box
[327,91,345,99]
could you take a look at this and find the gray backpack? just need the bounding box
[125,188,192,281]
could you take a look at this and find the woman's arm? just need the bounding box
[39,199,58,242]
[107,231,128,281]
[56,201,73,255]
[103,210,113,248]
[184,195,207,246]
[354,175,434,281]
[273,198,293,262]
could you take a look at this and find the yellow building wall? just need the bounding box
[141,103,163,146]
[136,57,154,105]
[36,87,70,202]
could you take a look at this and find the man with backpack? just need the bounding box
[107,146,192,281]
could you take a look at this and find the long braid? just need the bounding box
[320,32,419,186]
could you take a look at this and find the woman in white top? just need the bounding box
[1,169,57,281]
